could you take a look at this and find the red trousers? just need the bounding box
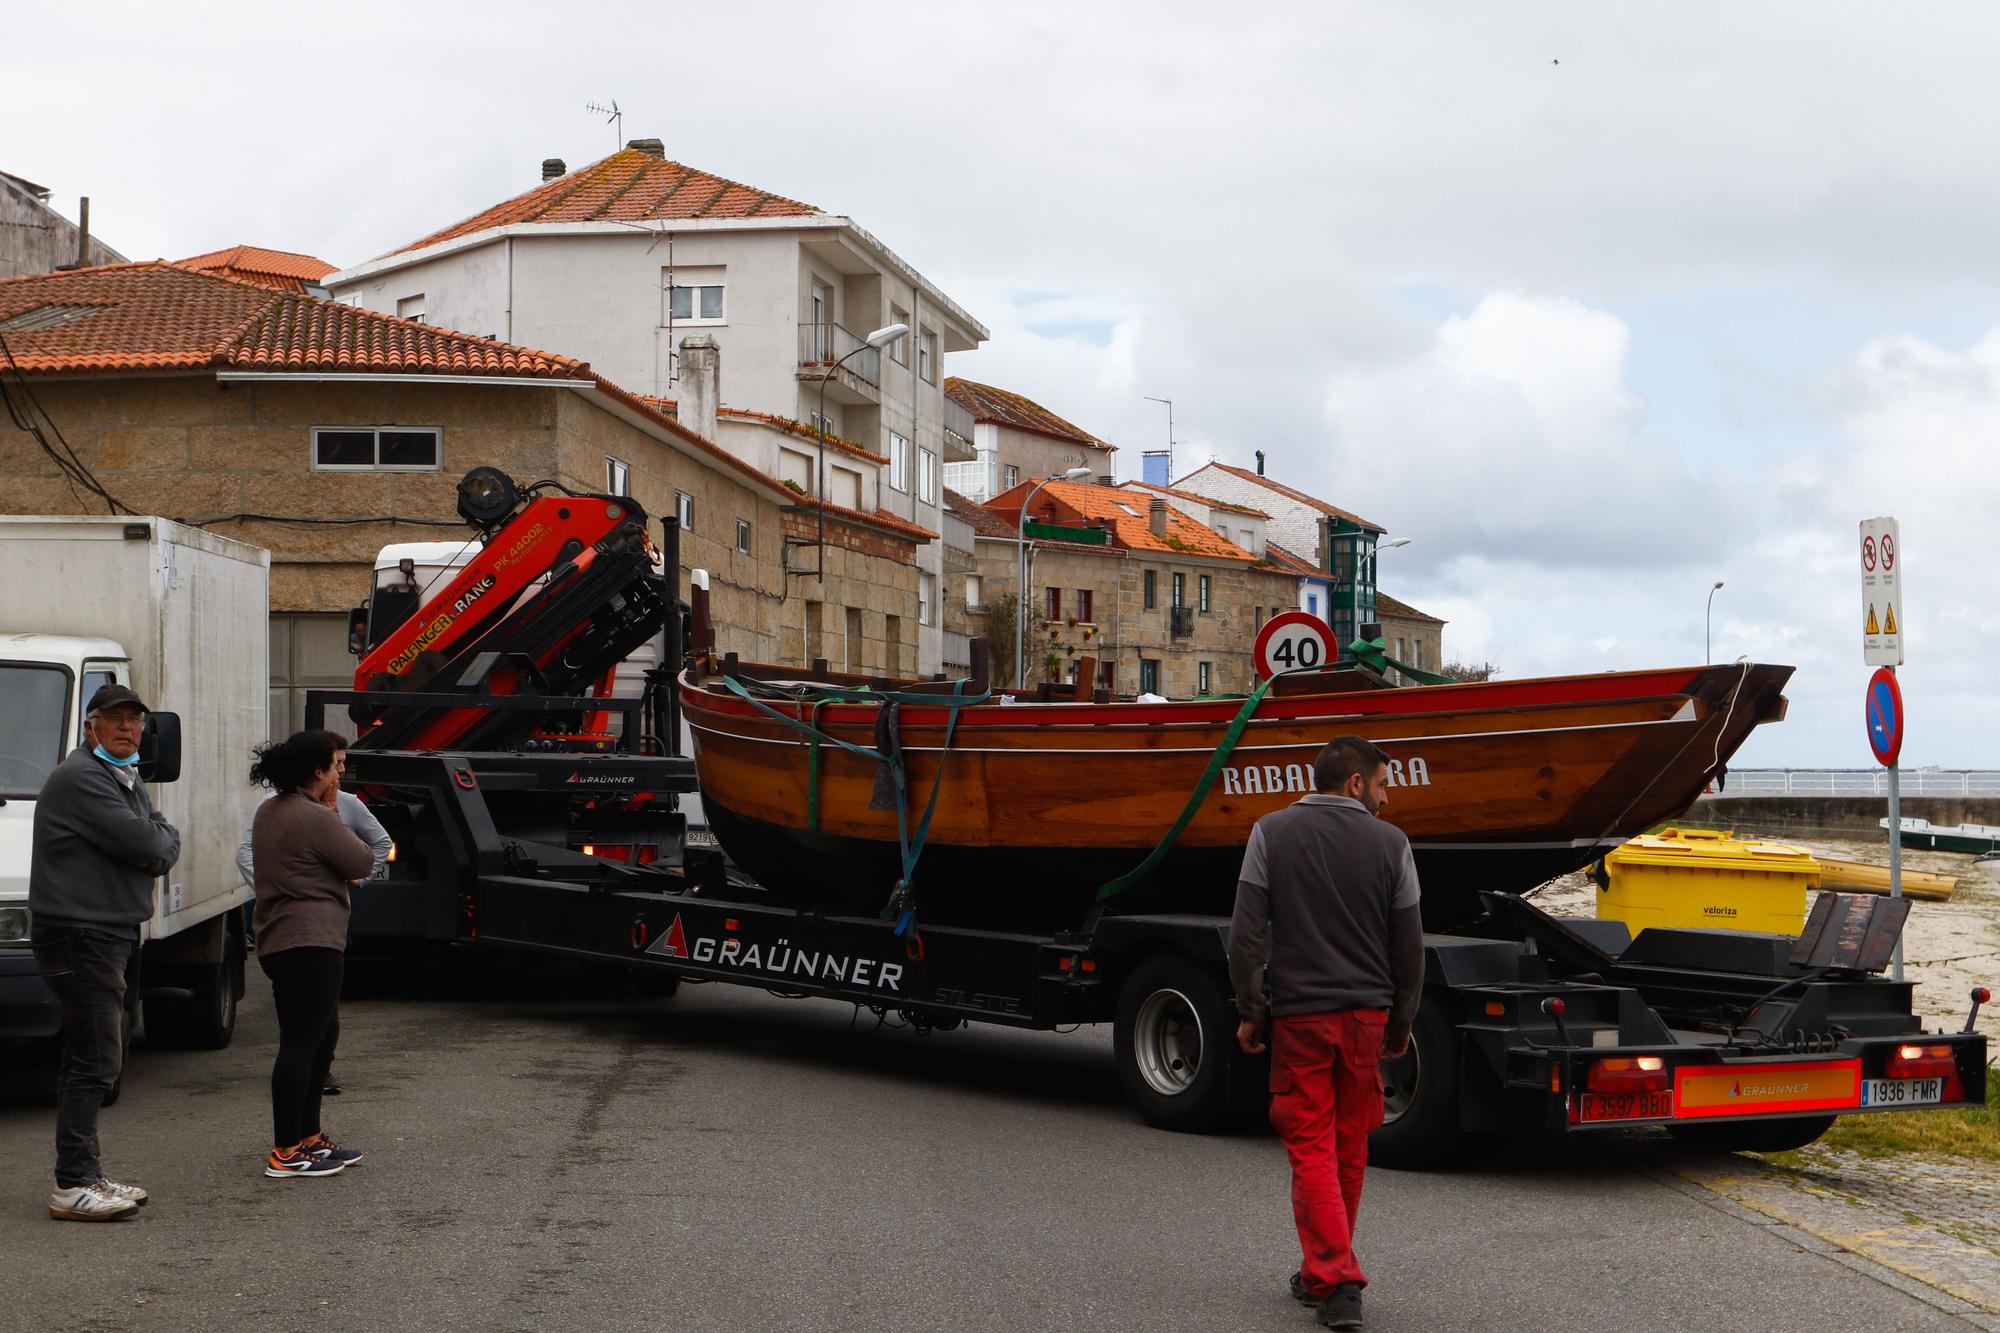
[1268,1008,1388,1293]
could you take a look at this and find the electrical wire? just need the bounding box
[0,327,131,515]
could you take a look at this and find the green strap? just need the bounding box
[805,697,831,835]
[1349,634,1456,685]
[1094,669,1286,902]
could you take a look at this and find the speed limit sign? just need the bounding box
[1254,610,1337,679]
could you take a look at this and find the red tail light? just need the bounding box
[1886,1043,1957,1080]
[1587,1055,1667,1093]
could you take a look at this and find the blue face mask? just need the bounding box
[93,745,142,768]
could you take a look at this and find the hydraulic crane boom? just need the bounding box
[349,468,667,754]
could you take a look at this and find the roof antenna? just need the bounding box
[585,99,623,151]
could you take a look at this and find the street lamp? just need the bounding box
[1706,580,1725,664]
[1354,536,1411,646]
[813,322,908,581]
[1016,467,1094,689]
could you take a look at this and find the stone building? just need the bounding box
[326,139,983,675]
[0,262,927,732]
[972,480,1296,697]
[1376,592,1446,681]
[0,170,125,280]
[941,378,1117,501]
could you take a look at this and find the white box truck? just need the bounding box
[0,516,268,1049]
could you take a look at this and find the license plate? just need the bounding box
[685,826,718,848]
[1859,1077,1942,1107]
[1578,1090,1674,1122]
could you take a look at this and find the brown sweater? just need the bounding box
[251,792,374,955]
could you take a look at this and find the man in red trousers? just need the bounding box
[1229,734,1424,1331]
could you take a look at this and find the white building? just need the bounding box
[941,378,1117,501]
[327,139,987,674]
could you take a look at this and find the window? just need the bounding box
[918,328,937,384]
[1045,587,1061,621]
[889,305,910,365]
[1198,661,1212,695]
[1114,502,1140,517]
[311,426,441,471]
[1307,592,1319,617]
[1004,464,1019,490]
[1142,570,1157,610]
[1171,572,1185,609]
[1076,588,1093,622]
[663,266,726,324]
[1254,606,1264,628]
[920,572,937,627]
[1198,575,1211,613]
[1139,658,1161,695]
[605,457,630,497]
[0,664,71,798]
[396,294,426,323]
[965,574,983,609]
[918,448,938,504]
[1098,659,1116,689]
[735,519,751,554]
[808,409,833,436]
[890,432,910,493]
[676,491,694,531]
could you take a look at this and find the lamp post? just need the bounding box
[1705,580,1724,664]
[814,321,908,582]
[1016,467,1094,689]
[1353,535,1410,647]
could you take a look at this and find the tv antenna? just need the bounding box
[585,99,623,150]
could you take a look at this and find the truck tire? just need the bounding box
[1366,999,1464,1170]
[177,915,244,1051]
[1668,1115,1836,1154]
[1114,952,1236,1134]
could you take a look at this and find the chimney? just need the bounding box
[1148,497,1168,538]
[74,196,91,268]
[626,138,666,159]
[1255,449,1265,476]
[678,335,720,444]
[541,158,566,182]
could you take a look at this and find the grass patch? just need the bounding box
[1766,1071,2000,1165]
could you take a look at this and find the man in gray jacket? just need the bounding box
[29,683,181,1222]
[1229,734,1423,1330]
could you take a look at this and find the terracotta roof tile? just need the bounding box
[1193,462,1383,532]
[387,148,823,257]
[1375,591,1445,624]
[178,244,338,293]
[0,262,589,382]
[1120,479,1269,518]
[943,487,1018,538]
[988,480,1252,561]
[1259,542,1323,578]
[943,377,1116,451]
[717,406,889,464]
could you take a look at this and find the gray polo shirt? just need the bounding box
[1228,793,1422,1026]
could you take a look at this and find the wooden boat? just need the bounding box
[1880,818,2000,855]
[679,631,1792,933]
[1814,857,1958,902]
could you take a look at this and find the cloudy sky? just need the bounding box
[11,2,1995,766]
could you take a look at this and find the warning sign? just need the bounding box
[1860,517,1903,666]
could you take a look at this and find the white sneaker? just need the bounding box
[50,1182,140,1222]
[92,1176,148,1206]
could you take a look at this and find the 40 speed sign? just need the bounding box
[1253,610,1337,679]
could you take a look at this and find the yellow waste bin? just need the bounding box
[1598,827,1821,936]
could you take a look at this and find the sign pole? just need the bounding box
[1887,742,1903,983]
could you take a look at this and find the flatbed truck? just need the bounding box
[318,469,1989,1162]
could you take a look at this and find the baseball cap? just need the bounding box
[87,683,150,714]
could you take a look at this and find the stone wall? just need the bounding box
[1376,611,1445,679]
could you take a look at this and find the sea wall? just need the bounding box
[1690,796,2000,837]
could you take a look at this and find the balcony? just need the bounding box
[1169,606,1195,639]
[798,322,881,404]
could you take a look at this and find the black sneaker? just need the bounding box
[266,1146,345,1179]
[1289,1272,1329,1306]
[1316,1283,1363,1330]
[302,1131,363,1168]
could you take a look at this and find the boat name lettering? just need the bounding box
[1218,755,1431,797]
[648,915,902,991]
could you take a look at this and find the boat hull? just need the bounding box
[682,663,1793,933]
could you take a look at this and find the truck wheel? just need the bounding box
[1668,1115,1836,1154]
[177,916,244,1051]
[1114,953,1236,1134]
[1366,999,1463,1170]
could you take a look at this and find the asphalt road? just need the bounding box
[0,958,1978,1332]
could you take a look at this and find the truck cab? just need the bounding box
[0,635,135,1037]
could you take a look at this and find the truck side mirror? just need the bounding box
[139,711,182,784]
[348,604,370,656]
